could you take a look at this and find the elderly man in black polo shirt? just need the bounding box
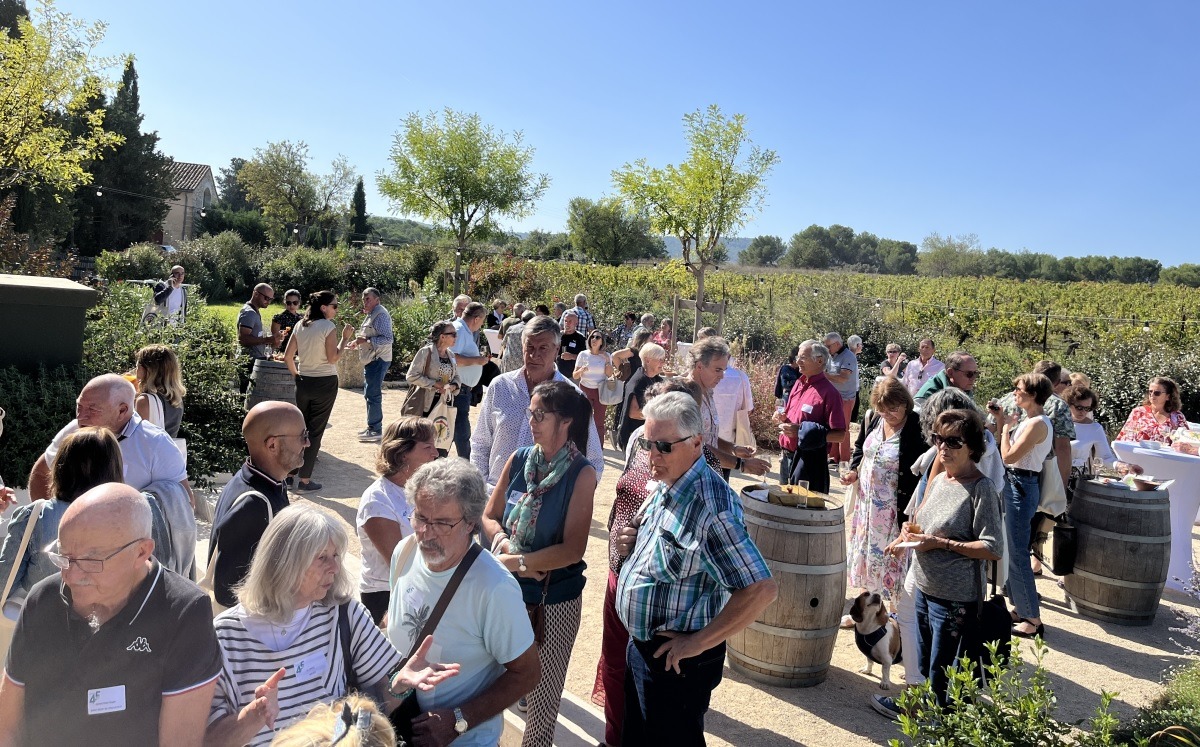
[0,483,222,747]
[207,401,306,610]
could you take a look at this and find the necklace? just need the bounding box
[87,607,101,633]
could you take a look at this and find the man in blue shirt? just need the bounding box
[614,392,777,745]
[450,302,491,458]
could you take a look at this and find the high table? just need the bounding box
[1111,440,1200,591]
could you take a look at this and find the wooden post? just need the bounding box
[1041,307,1050,355]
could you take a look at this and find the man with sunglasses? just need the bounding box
[615,392,777,745]
[237,283,281,394]
[207,401,306,609]
[0,483,222,747]
[914,351,980,410]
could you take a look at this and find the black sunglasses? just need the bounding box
[1071,404,1094,413]
[637,435,692,454]
[931,433,966,450]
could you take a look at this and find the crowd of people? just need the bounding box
[0,274,1193,746]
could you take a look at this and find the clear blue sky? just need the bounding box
[59,0,1199,266]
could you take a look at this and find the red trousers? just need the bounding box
[592,570,628,746]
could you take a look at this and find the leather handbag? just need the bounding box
[598,377,625,406]
[1051,518,1077,576]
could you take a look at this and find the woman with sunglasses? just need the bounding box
[573,330,613,438]
[482,381,596,747]
[883,409,1001,715]
[995,373,1054,640]
[1116,376,1188,444]
[283,290,355,492]
[271,289,304,355]
[1065,385,1119,484]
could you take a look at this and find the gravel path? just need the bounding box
[266,385,1200,746]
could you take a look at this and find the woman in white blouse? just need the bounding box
[1065,384,1119,476]
[572,330,613,439]
[356,417,440,624]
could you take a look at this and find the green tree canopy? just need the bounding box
[566,196,666,264]
[737,235,785,266]
[236,141,355,245]
[613,104,778,335]
[376,108,550,254]
[349,176,369,242]
[0,0,123,193]
[216,157,253,212]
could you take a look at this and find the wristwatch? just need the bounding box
[518,555,527,573]
[453,707,469,734]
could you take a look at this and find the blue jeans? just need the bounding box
[1004,470,1041,620]
[363,358,388,432]
[452,388,474,459]
[914,588,970,706]
[624,636,725,746]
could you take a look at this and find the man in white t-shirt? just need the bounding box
[387,458,538,747]
[450,302,492,459]
[152,265,188,323]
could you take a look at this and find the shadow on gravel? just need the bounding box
[720,662,898,746]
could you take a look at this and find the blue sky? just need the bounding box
[60,0,1199,266]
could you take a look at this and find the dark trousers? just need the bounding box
[623,636,725,746]
[915,588,970,707]
[452,388,473,459]
[295,374,339,479]
[361,590,390,626]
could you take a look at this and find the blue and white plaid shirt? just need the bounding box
[616,455,772,642]
[572,305,596,335]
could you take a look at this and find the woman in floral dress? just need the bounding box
[841,377,925,601]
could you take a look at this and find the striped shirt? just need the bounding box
[210,601,400,746]
[616,456,772,642]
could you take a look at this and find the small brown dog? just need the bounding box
[849,590,903,690]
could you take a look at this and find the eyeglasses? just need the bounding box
[267,430,310,442]
[527,408,558,423]
[286,299,300,306]
[637,435,693,454]
[1149,390,1166,397]
[954,369,980,380]
[1071,404,1094,413]
[411,514,465,536]
[931,433,966,450]
[47,537,145,573]
[256,290,275,302]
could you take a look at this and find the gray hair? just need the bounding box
[406,458,487,528]
[800,340,831,368]
[574,294,587,305]
[640,313,656,326]
[86,373,136,409]
[695,327,718,340]
[562,309,578,321]
[919,387,978,445]
[523,315,562,347]
[639,342,667,362]
[452,294,471,306]
[687,336,730,368]
[363,287,381,300]
[946,350,975,370]
[822,332,843,346]
[847,334,863,352]
[643,392,703,439]
[552,301,567,312]
[521,310,535,322]
[237,504,354,624]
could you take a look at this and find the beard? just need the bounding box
[419,540,446,565]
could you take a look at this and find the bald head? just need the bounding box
[61,482,153,544]
[77,374,135,432]
[243,401,307,480]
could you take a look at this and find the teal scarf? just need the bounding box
[505,442,580,553]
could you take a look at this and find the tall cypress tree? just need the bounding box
[349,176,370,242]
[0,0,28,38]
[71,59,175,253]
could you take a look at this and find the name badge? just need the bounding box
[801,403,815,414]
[294,652,327,682]
[506,490,524,507]
[87,685,126,715]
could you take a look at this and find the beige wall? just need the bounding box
[162,174,216,246]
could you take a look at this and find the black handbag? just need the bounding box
[1051,519,1077,576]
[965,560,1012,676]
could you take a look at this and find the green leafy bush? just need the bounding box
[82,284,244,490]
[0,365,86,489]
[258,247,346,298]
[96,243,169,282]
[385,295,448,378]
[1072,340,1200,437]
[1113,663,1200,745]
[891,640,1132,746]
[174,231,258,303]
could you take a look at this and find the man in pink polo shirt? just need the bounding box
[773,339,848,493]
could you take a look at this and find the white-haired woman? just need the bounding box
[207,504,457,747]
[615,342,668,451]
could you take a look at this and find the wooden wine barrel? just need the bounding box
[727,486,846,687]
[1063,479,1170,626]
[245,359,297,410]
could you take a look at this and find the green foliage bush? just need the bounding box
[0,365,86,489]
[96,243,169,282]
[174,231,258,302]
[82,284,244,490]
[1073,340,1200,437]
[385,294,448,378]
[259,247,345,299]
[1114,663,1200,744]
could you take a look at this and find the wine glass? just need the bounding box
[838,461,851,480]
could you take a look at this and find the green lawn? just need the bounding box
[206,302,246,328]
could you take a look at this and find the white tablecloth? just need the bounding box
[1112,440,1200,590]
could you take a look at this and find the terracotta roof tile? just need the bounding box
[169,162,213,193]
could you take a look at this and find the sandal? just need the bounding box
[1012,620,1046,639]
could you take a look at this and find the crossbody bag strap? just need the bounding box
[0,502,45,606]
[338,602,359,692]
[406,543,482,659]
